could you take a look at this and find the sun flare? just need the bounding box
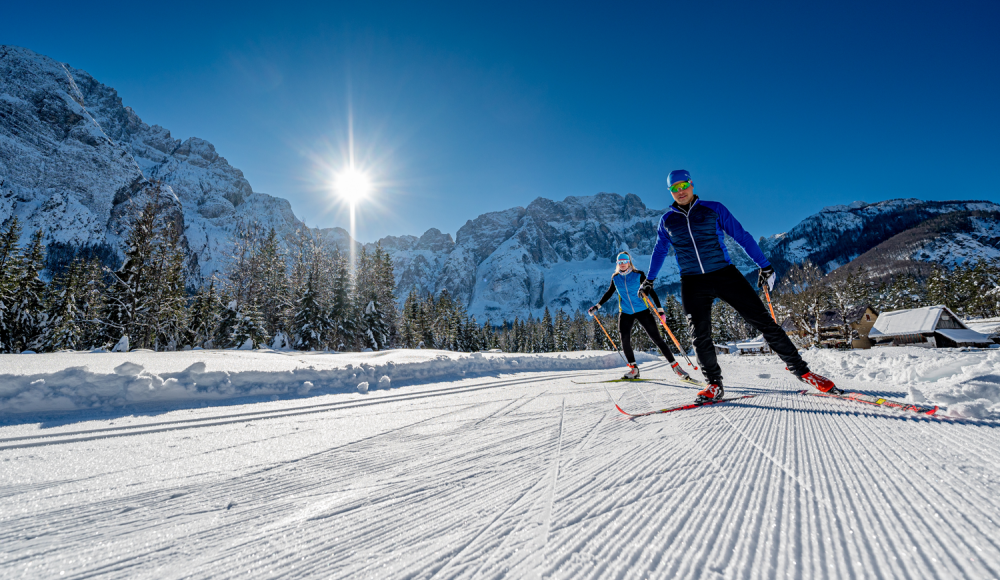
[334,167,371,203]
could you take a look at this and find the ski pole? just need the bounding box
[591,311,628,365]
[762,285,777,323]
[640,292,698,370]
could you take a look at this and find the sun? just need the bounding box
[335,167,371,203]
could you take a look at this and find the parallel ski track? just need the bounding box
[0,365,663,578]
[0,365,665,451]
[532,388,1000,579]
[5,365,1000,579]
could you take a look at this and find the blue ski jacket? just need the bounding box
[647,197,771,280]
[597,269,661,315]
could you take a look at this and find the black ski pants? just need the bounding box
[681,265,808,383]
[619,309,677,364]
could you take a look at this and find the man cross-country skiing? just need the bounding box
[642,169,840,403]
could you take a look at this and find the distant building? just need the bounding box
[714,342,737,355]
[735,335,771,355]
[869,305,993,348]
[781,305,879,349]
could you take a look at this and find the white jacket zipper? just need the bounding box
[619,274,638,314]
[681,203,705,274]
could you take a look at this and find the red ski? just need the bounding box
[603,385,757,418]
[800,389,938,415]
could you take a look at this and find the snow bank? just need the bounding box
[802,346,1000,419]
[0,349,654,415]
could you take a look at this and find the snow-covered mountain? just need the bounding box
[0,45,320,286]
[4,45,998,322]
[368,194,762,321]
[840,210,1000,276]
[760,199,1000,275]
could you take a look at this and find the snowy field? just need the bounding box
[3,347,1000,578]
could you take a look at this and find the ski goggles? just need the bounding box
[617,259,631,268]
[670,181,692,193]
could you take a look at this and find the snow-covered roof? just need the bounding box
[964,317,1000,335]
[870,305,964,337]
[935,328,993,345]
[736,335,767,349]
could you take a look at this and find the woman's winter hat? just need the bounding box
[667,169,692,186]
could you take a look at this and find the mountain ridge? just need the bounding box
[3,45,998,322]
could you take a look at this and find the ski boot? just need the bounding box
[671,361,691,381]
[622,364,640,380]
[695,381,724,403]
[798,371,842,395]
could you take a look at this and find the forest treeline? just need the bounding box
[0,199,398,354]
[2,197,999,355]
[0,199,687,355]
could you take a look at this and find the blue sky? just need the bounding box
[7,0,999,243]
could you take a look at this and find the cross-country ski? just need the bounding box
[605,384,759,417]
[800,389,939,415]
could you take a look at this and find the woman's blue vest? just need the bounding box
[612,271,647,315]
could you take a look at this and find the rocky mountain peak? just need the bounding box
[415,228,455,252]
[4,45,997,323]
[0,45,307,287]
[765,198,1000,275]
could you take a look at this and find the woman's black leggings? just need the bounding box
[619,309,676,364]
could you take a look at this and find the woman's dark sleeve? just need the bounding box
[638,271,663,309]
[597,280,616,306]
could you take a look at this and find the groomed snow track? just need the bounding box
[3,361,1000,579]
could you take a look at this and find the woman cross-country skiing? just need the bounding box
[642,169,840,403]
[588,252,692,381]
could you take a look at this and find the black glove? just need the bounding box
[758,265,776,290]
[588,304,600,316]
[640,279,654,295]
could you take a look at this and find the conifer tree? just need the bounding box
[463,315,481,352]
[14,230,48,351]
[541,307,555,352]
[104,202,159,349]
[877,272,924,312]
[0,217,22,352]
[431,289,456,349]
[291,272,326,350]
[553,310,568,352]
[774,261,828,346]
[589,315,605,350]
[187,281,222,348]
[44,260,84,351]
[400,288,421,348]
[259,227,291,337]
[925,266,953,308]
[662,294,691,352]
[363,298,391,351]
[711,299,754,344]
[329,252,355,349]
[372,243,398,346]
[216,300,240,348]
[150,215,188,350]
[77,257,107,349]
[231,300,268,349]
[966,261,1000,318]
